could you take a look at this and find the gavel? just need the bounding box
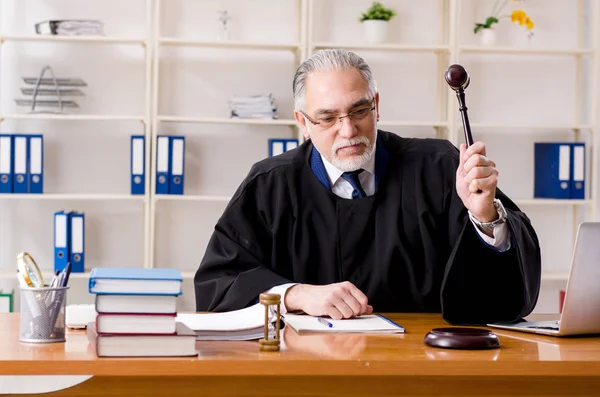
[445,64,474,147]
[445,64,481,193]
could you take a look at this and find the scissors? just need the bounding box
[16,252,45,288]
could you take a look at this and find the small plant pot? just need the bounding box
[478,28,497,46]
[363,20,389,45]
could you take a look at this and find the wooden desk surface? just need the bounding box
[2,313,600,396]
[2,312,600,376]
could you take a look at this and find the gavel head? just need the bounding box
[445,64,470,91]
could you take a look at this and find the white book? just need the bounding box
[176,303,267,341]
[95,294,177,314]
[282,313,405,334]
[96,313,177,334]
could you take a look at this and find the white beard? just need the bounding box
[304,117,376,172]
[330,136,375,172]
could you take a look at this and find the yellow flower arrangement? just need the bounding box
[474,0,535,37]
[511,9,535,30]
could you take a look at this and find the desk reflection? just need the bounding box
[491,331,582,361]
[281,325,368,359]
[424,345,501,361]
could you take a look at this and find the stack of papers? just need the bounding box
[282,313,405,334]
[176,304,266,341]
[35,20,104,36]
[229,93,278,119]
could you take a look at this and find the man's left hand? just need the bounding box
[456,141,499,222]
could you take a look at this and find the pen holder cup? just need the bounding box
[19,286,69,343]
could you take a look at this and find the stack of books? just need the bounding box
[86,267,197,357]
[229,93,278,119]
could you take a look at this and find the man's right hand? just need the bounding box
[284,282,373,320]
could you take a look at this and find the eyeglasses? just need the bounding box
[300,99,376,130]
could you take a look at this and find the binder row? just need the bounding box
[534,142,585,199]
[54,211,85,273]
[269,138,298,157]
[0,134,44,194]
[2,135,297,196]
[155,135,185,195]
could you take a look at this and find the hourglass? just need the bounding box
[258,293,281,352]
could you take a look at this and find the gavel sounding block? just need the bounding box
[424,327,500,350]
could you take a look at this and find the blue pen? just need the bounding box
[318,317,333,328]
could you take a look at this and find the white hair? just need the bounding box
[292,49,378,111]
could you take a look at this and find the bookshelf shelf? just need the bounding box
[0,270,91,279]
[311,42,450,53]
[0,194,146,201]
[378,121,449,128]
[459,46,594,56]
[158,38,301,51]
[513,199,593,206]
[156,116,297,126]
[0,114,146,123]
[541,273,569,282]
[154,195,231,203]
[469,123,594,131]
[0,35,146,45]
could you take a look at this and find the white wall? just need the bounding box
[0,0,597,315]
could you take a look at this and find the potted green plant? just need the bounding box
[359,1,397,44]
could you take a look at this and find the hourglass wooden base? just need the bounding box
[259,293,281,352]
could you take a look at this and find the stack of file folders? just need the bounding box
[154,135,185,195]
[54,211,85,273]
[86,267,197,357]
[229,93,278,119]
[0,134,44,194]
[534,142,585,199]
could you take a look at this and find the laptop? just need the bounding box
[488,222,600,337]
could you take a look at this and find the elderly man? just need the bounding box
[194,49,541,325]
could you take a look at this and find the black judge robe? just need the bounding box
[194,130,541,325]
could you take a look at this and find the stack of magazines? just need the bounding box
[229,93,278,119]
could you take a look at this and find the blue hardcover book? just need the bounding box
[534,142,571,199]
[88,267,183,295]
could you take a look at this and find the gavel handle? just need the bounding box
[455,89,474,147]
[454,89,481,193]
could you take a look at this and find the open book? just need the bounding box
[282,313,405,334]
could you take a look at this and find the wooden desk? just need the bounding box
[1,313,600,396]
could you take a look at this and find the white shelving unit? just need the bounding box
[0,1,598,312]
[148,0,309,270]
[0,0,154,277]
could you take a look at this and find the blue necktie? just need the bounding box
[341,169,367,199]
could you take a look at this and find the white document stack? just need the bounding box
[35,20,104,36]
[229,93,278,119]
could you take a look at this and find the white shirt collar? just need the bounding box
[320,141,377,187]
